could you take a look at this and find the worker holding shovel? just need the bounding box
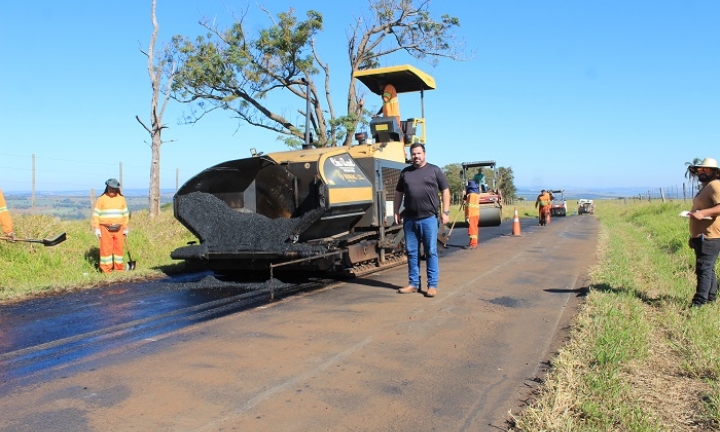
[1,188,67,246]
[0,189,16,242]
[92,178,130,273]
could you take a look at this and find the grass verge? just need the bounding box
[512,199,720,431]
[0,205,197,302]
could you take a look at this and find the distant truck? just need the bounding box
[548,190,567,217]
[577,199,595,215]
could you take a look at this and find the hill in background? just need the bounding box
[515,186,686,201]
[4,190,176,220]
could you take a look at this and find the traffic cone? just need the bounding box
[511,207,522,236]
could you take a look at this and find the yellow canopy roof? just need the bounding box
[353,64,436,95]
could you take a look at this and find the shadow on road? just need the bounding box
[544,287,589,297]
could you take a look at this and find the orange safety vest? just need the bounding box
[465,192,480,218]
[536,193,551,208]
[92,194,130,230]
[382,84,401,129]
[0,189,13,234]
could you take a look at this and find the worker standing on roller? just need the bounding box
[92,178,130,273]
[472,169,488,192]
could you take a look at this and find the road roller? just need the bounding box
[460,161,503,226]
[171,65,442,276]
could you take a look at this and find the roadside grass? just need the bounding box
[0,205,197,302]
[513,199,720,431]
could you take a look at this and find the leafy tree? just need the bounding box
[496,166,517,201]
[169,1,464,148]
[442,163,463,200]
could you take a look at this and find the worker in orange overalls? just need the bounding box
[535,189,552,226]
[0,189,16,242]
[376,81,402,132]
[464,180,481,249]
[92,178,129,273]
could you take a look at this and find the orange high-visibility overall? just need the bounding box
[0,190,13,236]
[465,192,481,247]
[535,193,551,225]
[92,194,129,273]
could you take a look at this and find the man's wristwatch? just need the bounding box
[443,210,450,215]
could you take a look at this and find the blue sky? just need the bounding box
[1,0,717,194]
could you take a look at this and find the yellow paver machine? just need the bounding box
[171,65,440,276]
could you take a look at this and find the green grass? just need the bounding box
[513,199,720,431]
[0,205,197,302]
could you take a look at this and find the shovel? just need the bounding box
[124,236,136,271]
[0,232,67,247]
[437,202,465,249]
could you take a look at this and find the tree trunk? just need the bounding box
[140,0,174,219]
[149,128,161,216]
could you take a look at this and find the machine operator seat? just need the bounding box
[402,119,417,144]
[370,116,402,142]
[370,116,422,144]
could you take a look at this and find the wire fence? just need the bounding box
[589,184,697,203]
[1,151,700,215]
[0,152,184,195]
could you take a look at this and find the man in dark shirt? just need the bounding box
[393,143,451,298]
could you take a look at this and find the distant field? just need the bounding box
[5,194,174,220]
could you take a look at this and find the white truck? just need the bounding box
[549,190,567,217]
[577,199,595,215]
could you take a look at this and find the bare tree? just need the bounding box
[137,0,176,217]
[170,0,465,148]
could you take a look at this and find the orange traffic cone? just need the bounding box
[511,207,522,236]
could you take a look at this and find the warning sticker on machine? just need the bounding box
[323,155,372,187]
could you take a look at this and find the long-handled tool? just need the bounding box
[437,201,465,249]
[124,236,136,271]
[445,201,466,241]
[0,232,66,247]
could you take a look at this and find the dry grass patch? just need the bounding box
[626,308,716,431]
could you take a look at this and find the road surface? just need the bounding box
[0,214,598,431]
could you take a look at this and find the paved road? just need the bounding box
[0,215,598,432]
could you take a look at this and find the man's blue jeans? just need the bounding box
[404,215,439,289]
[691,236,720,305]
